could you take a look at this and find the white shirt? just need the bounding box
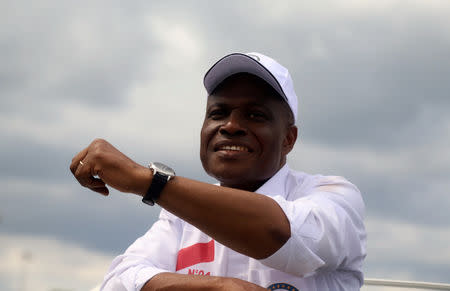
[101,165,366,291]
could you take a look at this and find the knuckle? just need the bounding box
[93,149,105,162]
[92,138,106,146]
[90,140,107,160]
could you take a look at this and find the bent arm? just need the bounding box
[71,139,290,260]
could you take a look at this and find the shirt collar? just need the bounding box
[255,164,290,198]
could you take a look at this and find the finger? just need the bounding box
[91,186,109,196]
[87,177,109,195]
[87,177,106,187]
[77,174,110,196]
[70,147,89,174]
[74,159,95,187]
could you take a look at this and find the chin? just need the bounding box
[209,168,243,183]
[206,164,246,182]
[205,166,266,191]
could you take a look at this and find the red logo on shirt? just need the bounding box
[188,268,211,276]
[176,240,215,271]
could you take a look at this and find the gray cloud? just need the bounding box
[1,179,160,254]
[1,0,450,287]
[0,134,70,180]
[0,1,157,118]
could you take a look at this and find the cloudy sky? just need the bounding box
[1,0,449,290]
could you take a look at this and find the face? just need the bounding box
[200,74,297,191]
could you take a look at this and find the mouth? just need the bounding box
[217,145,250,152]
[213,142,254,155]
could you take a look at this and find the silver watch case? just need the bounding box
[149,162,176,180]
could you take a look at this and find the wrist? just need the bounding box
[142,162,176,205]
[133,164,153,196]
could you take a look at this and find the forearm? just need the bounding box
[155,176,290,259]
[142,272,266,291]
[70,139,290,259]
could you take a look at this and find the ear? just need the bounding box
[282,125,298,155]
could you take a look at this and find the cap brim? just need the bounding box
[203,53,288,103]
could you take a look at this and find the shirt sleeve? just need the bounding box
[100,209,182,291]
[259,176,366,281]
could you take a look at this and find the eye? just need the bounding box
[208,109,226,120]
[248,111,267,121]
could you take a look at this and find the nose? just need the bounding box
[219,111,247,136]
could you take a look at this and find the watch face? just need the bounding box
[152,162,176,176]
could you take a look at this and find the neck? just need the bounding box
[220,178,269,192]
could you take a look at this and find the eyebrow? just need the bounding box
[207,101,270,109]
[206,101,276,122]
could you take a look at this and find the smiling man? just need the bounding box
[70,52,366,291]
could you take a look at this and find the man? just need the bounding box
[70,52,366,291]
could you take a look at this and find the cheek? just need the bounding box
[200,124,214,147]
[200,123,216,160]
[258,130,285,160]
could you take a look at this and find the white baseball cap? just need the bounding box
[203,52,298,122]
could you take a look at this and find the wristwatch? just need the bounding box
[142,162,176,206]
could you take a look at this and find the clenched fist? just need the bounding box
[70,139,151,196]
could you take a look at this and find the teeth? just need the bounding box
[219,145,248,152]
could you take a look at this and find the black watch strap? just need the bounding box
[142,172,169,206]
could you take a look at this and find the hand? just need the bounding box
[70,139,151,196]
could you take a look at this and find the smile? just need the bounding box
[217,145,249,152]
